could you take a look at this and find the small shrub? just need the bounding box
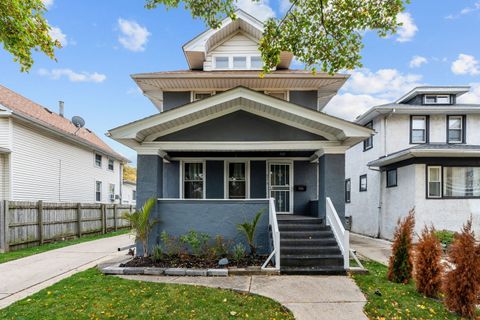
[213,235,232,258]
[443,219,480,319]
[434,230,455,248]
[237,209,264,256]
[387,209,415,284]
[152,244,163,262]
[232,243,246,261]
[180,230,210,256]
[160,231,184,256]
[414,226,443,298]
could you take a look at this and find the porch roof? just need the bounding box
[108,86,373,154]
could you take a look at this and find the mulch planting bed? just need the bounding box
[121,255,267,269]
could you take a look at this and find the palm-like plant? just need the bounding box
[237,209,264,256]
[123,198,157,257]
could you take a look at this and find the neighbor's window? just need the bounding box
[447,115,465,144]
[233,56,247,69]
[227,162,247,199]
[109,184,115,202]
[95,181,102,202]
[359,174,367,192]
[193,92,213,101]
[132,190,136,201]
[183,162,204,199]
[386,169,397,188]
[443,167,480,198]
[424,95,451,105]
[411,116,428,144]
[427,166,442,198]
[95,154,102,167]
[108,159,114,171]
[250,56,263,69]
[214,56,229,69]
[363,121,373,151]
[345,179,351,203]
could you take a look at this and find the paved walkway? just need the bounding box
[0,234,133,309]
[121,274,368,320]
[350,233,392,265]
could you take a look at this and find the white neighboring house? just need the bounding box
[346,86,480,240]
[121,180,136,205]
[0,84,129,203]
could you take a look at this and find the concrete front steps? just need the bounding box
[277,215,345,275]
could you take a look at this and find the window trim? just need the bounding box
[94,153,102,168]
[359,174,368,192]
[446,115,466,144]
[181,160,206,199]
[345,179,351,203]
[424,94,451,105]
[212,54,263,70]
[386,169,398,188]
[410,115,429,144]
[95,180,102,202]
[363,121,373,151]
[224,160,250,199]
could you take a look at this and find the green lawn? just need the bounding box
[352,260,479,320]
[0,229,130,264]
[0,268,294,320]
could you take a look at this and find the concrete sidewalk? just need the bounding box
[350,233,392,265]
[121,274,368,320]
[0,234,133,309]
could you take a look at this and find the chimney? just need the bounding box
[59,101,64,117]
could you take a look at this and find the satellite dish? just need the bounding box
[71,116,85,129]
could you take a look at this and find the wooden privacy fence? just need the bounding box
[0,201,134,252]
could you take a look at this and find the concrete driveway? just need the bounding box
[121,274,368,320]
[0,234,133,309]
[350,233,392,265]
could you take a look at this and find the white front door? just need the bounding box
[268,162,293,214]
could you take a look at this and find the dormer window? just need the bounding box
[213,55,263,70]
[193,92,213,101]
[233,56,247,69]
[214,56,229,69]
[251,56,263,69]
[424,95,451,105]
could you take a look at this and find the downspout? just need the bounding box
[119,162,124,204]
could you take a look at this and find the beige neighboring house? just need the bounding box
[122,180,136,205]
[0,84,129,203]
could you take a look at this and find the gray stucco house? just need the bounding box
[108,10,372,274]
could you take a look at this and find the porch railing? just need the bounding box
[262,197,280,270]
[326,197,350,269]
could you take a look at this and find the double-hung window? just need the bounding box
[363,121,373,151]
[359,174,367,192]
[427,166,442,198]
[183,162,204,199]
[411,116,428,144]
[447,115,465,144]
[95,181,102,202]
[108,159,114,171]
[109,184,115,202]
[95,154,102,168]
[345,179,351,203]
[227,162,247,199]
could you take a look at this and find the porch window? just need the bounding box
[227,162,247,199]
[193,92,213,101]
[443,167,480,198]
[345,179,351,203]
[265,91,287,100]
[427,166,441,198]
[183,162,204,199]
[447,115,465,144]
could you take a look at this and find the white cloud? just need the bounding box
[409,55,427,68]
[235,0,275,21]
[396,12,418,42]
[42,0,54,8]
[446,2,480,19]
[117,18,150,52]
[49,26,68,46]
[38,68,106,83]
[457,83,480,104]
[323,68,424,120]
[451,54,480,76]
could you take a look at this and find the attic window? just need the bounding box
[424,95,451,105]
[233,57,247,69]
[214,56,229,69]
[193,92,213,101]
[250,56,263,69]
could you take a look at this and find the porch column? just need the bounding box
[136,155,163,209]
[318,154,345,225]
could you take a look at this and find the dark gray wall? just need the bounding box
[404,94,455,105]
[163,91,191,111]
[163,161,180,198]
[140,199,270,255]
[293,161,318,215]
[206,161,224,198]
[136,155,163,209]
[250,160,267,198]
[318,154,345,224]
[156,111,326,141]
[289,91,318,110]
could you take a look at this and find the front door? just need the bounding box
[268,162,293,214]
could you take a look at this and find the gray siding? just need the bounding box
[206,161,224,198]
[163,92,191,111]
[156,111,326,141]
[163,161,180,198]
[293,161,318,215]
[289,91,318,110]
[136,155,163,208]
[141,199,270,254]
[318,154,345,224]
[250,160,266,198]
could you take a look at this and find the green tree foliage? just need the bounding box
[387,209,415,284]
[145,0,408,74]
[123,198,158,257]
[237,209,263,256]
[123,165,137,182]
[0,0,60,72]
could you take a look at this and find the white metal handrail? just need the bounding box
[326,197,350,269]
[262,197,280,270]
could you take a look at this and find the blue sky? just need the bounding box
[0,0,479,164]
